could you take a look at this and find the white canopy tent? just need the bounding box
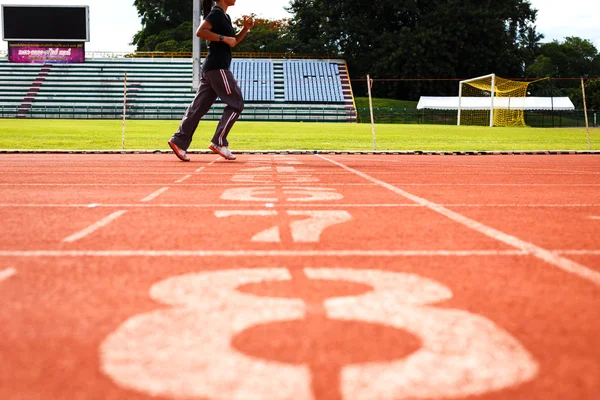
[417,96,575,111]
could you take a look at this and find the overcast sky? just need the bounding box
[1,0,598,53]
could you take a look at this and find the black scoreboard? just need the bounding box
[2,5,89,42]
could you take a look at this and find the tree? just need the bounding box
[518,25,544,73]
[132,2,295,53]
[527,37,600,106]
[231,15,298,53]
[528,37,599,78]
[132,0,192,51]
[287,0,538,99]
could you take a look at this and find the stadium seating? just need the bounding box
[283,60,344,103]
[230,59,274,102]
[0,57,356,122]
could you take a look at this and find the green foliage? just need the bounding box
[231,15,298,53]
[518,25,545,73]
[528,37,600,79]
[128,0,599,107]
[133,1,296,53]
[287,0,538,99]
[527,37,600,108]
[570,79,600,110]
[133,0,192,51]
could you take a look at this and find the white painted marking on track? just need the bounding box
[140,187,169,202]
[195,159,218,173]
[174,175,192,183]
[100,268,538,399]
[62,211,128,243]
[241,166,271,172]
[231,175,274,183]
[589,216,600,220]
[318,155,600,287]
[0,249,528,257]
[280,176,320,183]
[214,210,278,218]
[220,186,346,202]
[2,203,600,209]
[288,211,353,242]
[283,187,344,202]
[307,268,538,398]
[0,183,370,187]
[251,226,281,242]
[101,269,310,400]
[221,186,277,202]
[0,267,16,282]
[556,250,600,255]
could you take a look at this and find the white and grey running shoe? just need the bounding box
[209,143,236,160]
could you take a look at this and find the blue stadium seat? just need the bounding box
[283,60,344,103]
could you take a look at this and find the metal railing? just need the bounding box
[0,105,355,122]
[2,105,595,126]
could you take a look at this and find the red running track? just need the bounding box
[0,153,599,400]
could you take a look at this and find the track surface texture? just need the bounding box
[1,153,599,400]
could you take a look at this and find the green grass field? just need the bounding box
[354,97,418,109]
[0,119,597,151]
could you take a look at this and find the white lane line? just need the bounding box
[4,171,595,176]
[195,159,219,173]
[62,210,128,243]
[0,183,374,187]
[589,216,600,220]
[0,250,527,257]
[556,250,600,255]
[1,203,600,209]
[140,187,169,202]
[392,184,600,187]
[175,175,193,183]
[173,159,219,183]
[0,267,16,282]
[318,155,600,287]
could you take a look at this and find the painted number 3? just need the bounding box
[100,269,538,400]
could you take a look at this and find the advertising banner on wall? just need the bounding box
[8,42,85,63]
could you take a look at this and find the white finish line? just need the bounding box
[318,155,600,287]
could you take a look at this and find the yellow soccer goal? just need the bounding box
[458,74,531,127]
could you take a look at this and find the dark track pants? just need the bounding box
[170,69,244,150]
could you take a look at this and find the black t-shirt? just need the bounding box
[202,6,235,72]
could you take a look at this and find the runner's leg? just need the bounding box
[170,73,217,151]
[206,69,244,147]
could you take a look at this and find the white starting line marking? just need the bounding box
[0,267,16,282]
[1,203,599,209]
[140,187,169,202]
[62,210,128,243]
[318,155,600,287]
[0,249,528,257]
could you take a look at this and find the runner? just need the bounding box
[168,0,254,162]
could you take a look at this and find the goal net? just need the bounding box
[458,74,531,127]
